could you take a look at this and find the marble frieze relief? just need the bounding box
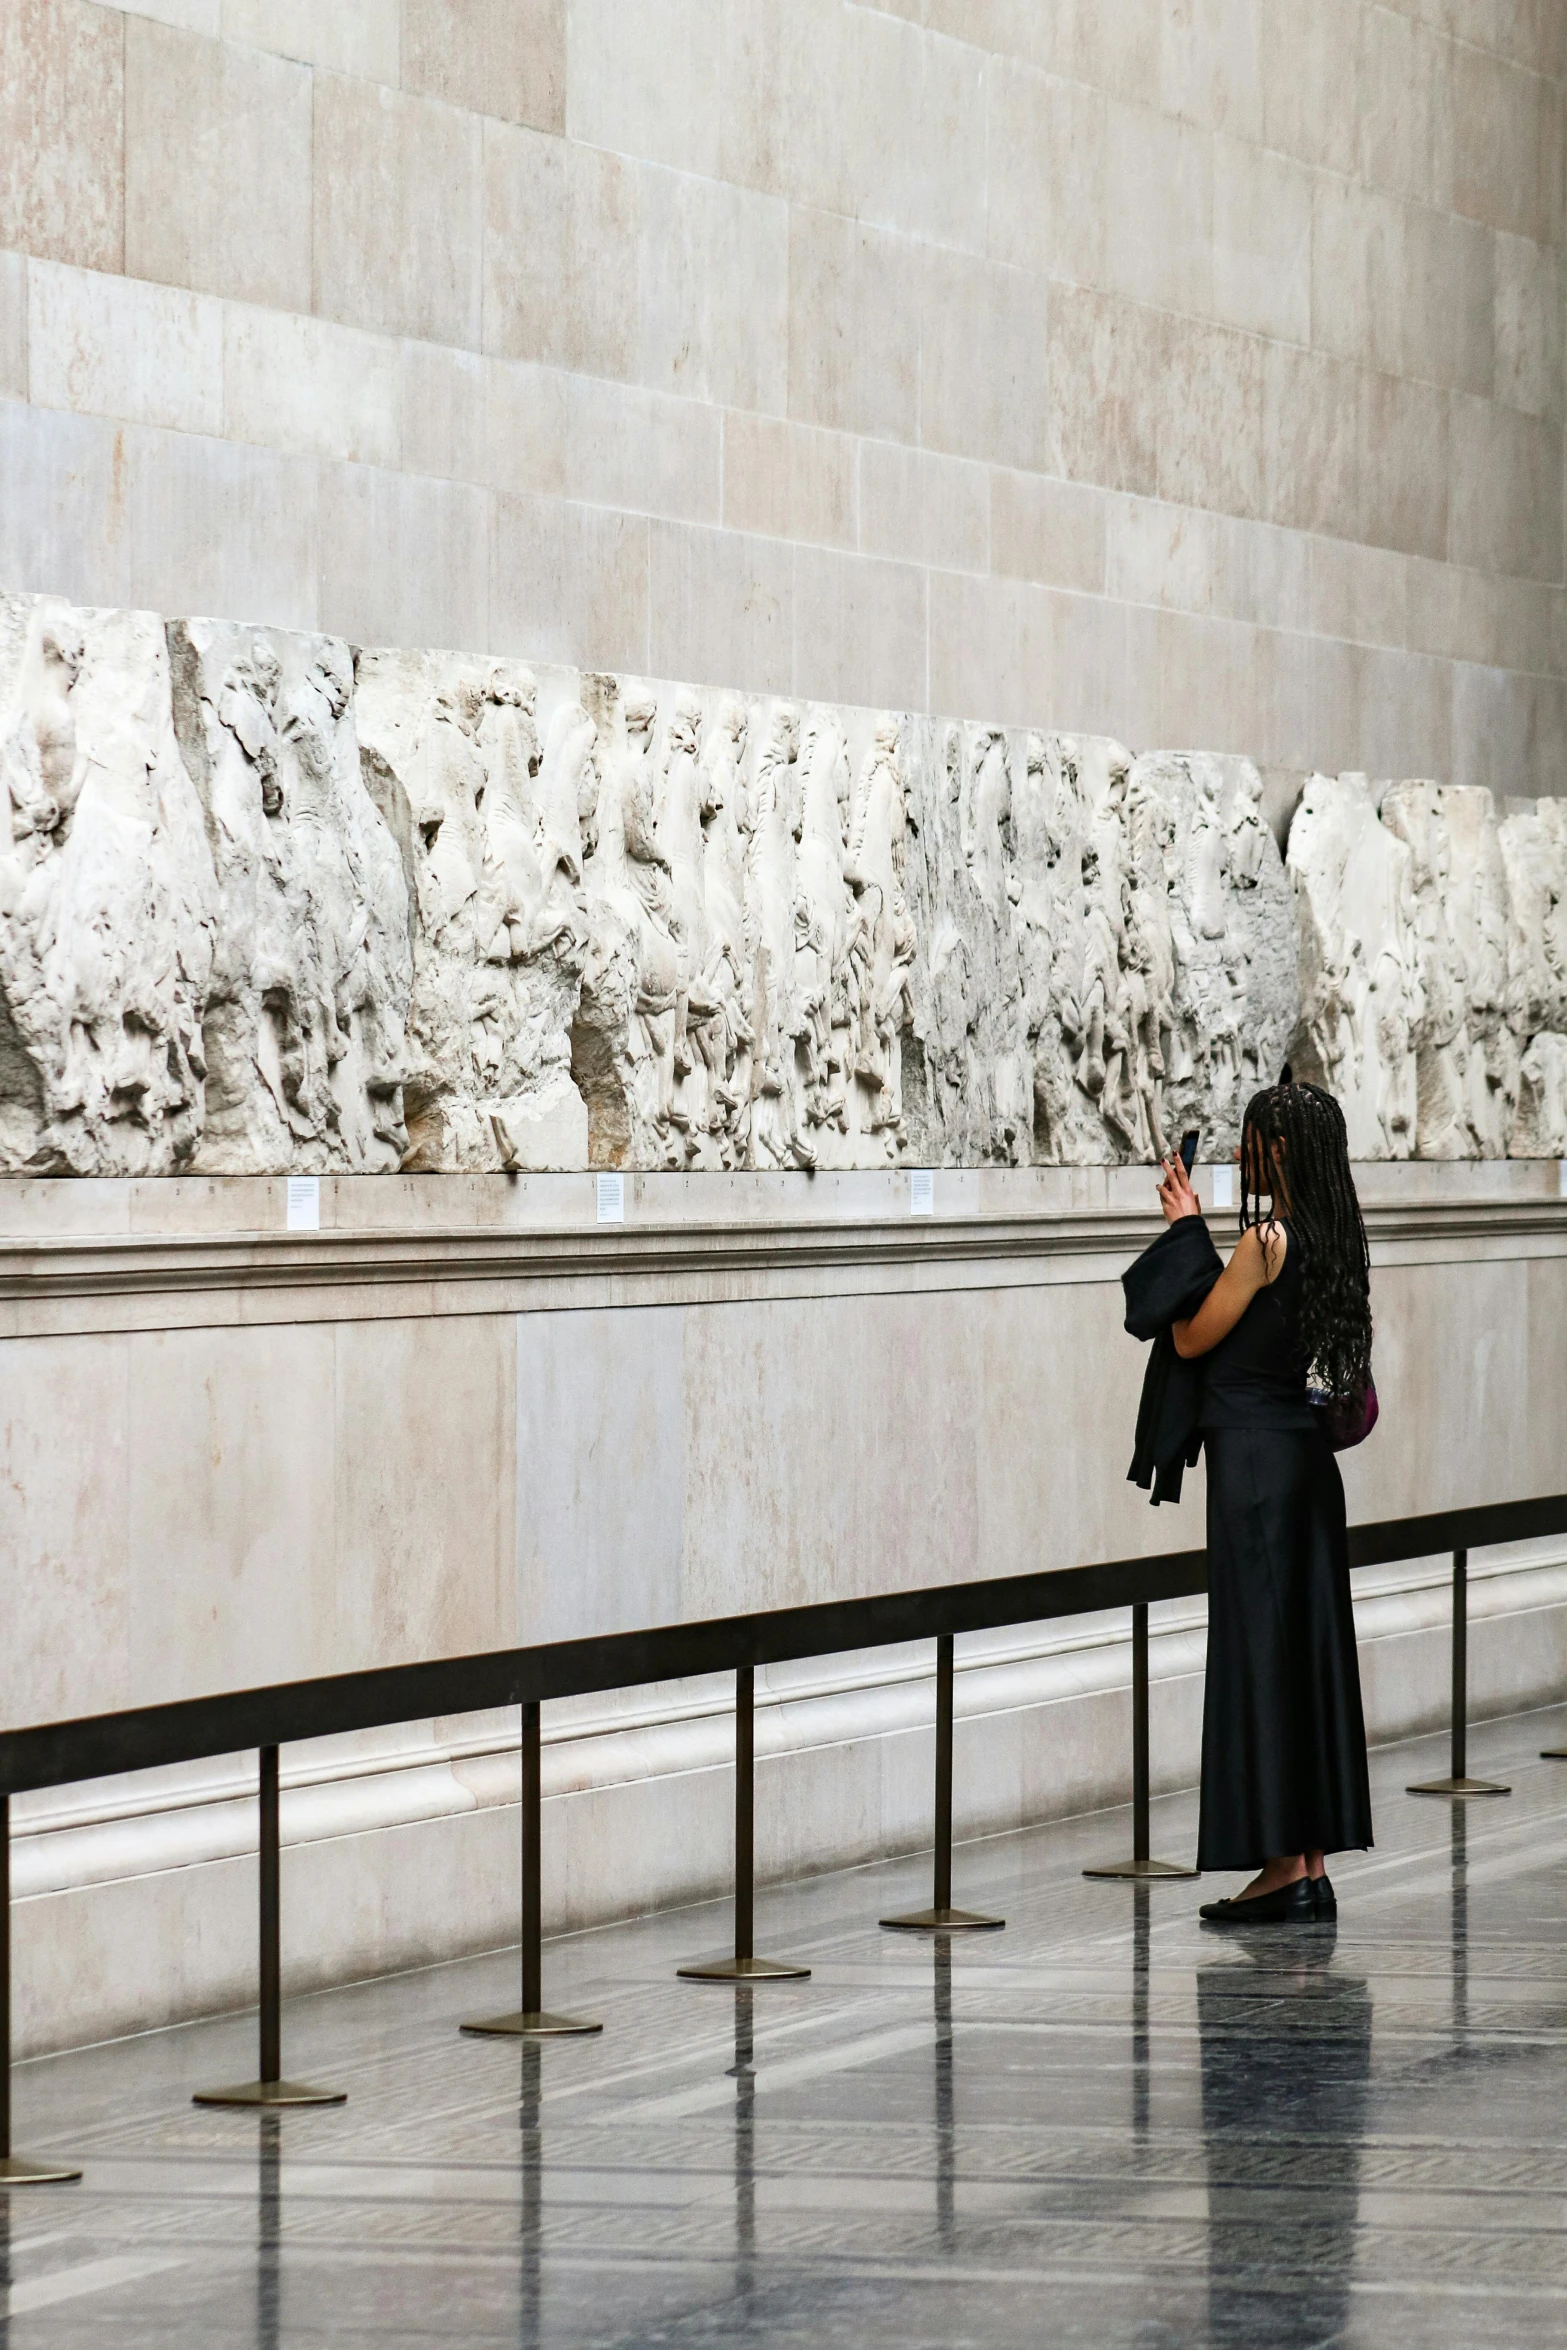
[1,590,1563,1174]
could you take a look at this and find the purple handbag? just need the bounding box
[1317,1373,1378,1451]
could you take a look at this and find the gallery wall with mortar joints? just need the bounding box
[0,0,1563,792]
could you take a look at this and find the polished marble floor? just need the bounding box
[8,1709,1567,2347]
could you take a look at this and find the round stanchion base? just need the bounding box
[459,2010,603,2038]
[676,1954,811,1982]
[1541,1749,1567,1760]
[1406,1777,1511,1796]
[879,1906,1005,1932]
[0,2154,83,2185]
[1083,1857,1201,1880]
[193,2079,347,2108]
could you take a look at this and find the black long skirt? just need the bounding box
[1197,1426,1374,1870]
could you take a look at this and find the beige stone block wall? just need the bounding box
[0,0,1563,787]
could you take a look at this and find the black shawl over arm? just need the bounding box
[1123,1217,1224,1505]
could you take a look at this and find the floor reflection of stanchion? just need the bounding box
[1451,1806,1469,2038]
[728,1988,756,2300]
[1131,1883,1150,2141]
[680,1670,810,1982]
[1408,1552,1510,1797]
[933,1939,956,2253]
[0,1792,81,2182]
[256,2110,280,2350]
[1084,1606,1199,1881]
[519,2040,543,2346]
[882,1638,1003,1932]
[195,1749,345,2109]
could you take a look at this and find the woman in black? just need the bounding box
[1156,1079,1374,1924]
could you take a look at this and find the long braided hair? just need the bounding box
[1239,1076,1372,1401]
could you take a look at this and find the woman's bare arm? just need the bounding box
[1155,1154,1285,1360]
[1171,1228,1279,1357]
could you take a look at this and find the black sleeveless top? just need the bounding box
[1199,1221,1319,1432]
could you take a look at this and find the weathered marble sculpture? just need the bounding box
[1500,794,1567,1157]
[1288,772,1422,1158]
[901,730,1299,1167]
[2,588,1565,1174]
[902,719,1033,1166]
[171,620,410,1173]
[0,596,215,1173]
[1133,751,1298,1161]
[355,651,587,1171]
[1380,781,1512,1157]
[1286,771,1567,1161]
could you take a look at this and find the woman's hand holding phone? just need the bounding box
[1157,1153,1202,1223]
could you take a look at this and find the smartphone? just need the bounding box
[1179,1128,1201,1175]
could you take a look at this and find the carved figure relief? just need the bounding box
[355,650,587,1171]
[0,597,215,1172]
[1288,774,1424,1157]
[1500,795,1567,1157]
[1380,782,1505,1158]
[1013,733,1099,1165]
[1140,751,1298,1161]
[844,717,915,1144]
[170,620,410,1173]
[695,694,754,1165]
[1289,772,1567,1162]
[1438,786,1515,1158]
[3,591,1565,1174]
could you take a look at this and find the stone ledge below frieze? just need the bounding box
[0,1161,1561,1340]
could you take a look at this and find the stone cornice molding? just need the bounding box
[0,1196,1563,1339]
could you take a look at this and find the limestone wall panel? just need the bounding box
[0,1328,130,1727]
[310,72,483,350]
[678,1287,985,1619]
[333,1310,518,1667]
[0,0,124,276]
[124,1319,338,1697]
[403,0,566,133]
[123,18,312,312]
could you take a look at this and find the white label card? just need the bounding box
[596,1172,625,1224]
[1210,1163,1235,1210]
[285,1175,320,1232]
[909,1169,935,1216]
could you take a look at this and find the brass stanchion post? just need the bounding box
[1408,1552,1510,1795]
[195,1748,346,2105]
[882,1635,1002,1930]
[680,1668,810,1980]
[0,1792,81,2184]
[463,1702,601,2037]
[1084,1603,1199,1879]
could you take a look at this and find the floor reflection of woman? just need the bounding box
[1197,1945,1372,2343]
[1156,1079,1375,1923]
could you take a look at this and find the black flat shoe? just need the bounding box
[1199,1878,1317,1926]
[1312,1873,1337,1920]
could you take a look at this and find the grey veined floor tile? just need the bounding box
[8,1707,1567,2347]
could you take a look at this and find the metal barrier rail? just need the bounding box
[3,1490,1565,2184]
